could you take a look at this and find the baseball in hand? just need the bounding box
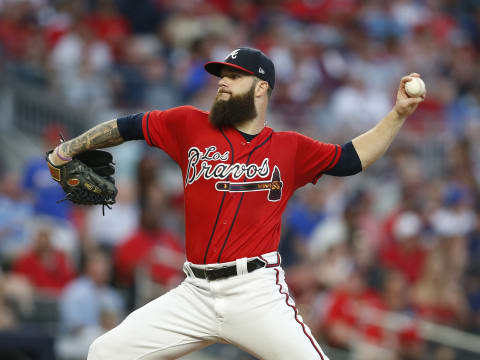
[405,77,426,97]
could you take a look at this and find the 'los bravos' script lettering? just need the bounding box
[185,146,270,186]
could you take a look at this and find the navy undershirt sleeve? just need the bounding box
[324,141,362,176]
[117,113,145,141]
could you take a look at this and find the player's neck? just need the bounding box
[235,106,267,135]
[234,119,264,135]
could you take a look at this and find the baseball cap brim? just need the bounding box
[204,61,254,78]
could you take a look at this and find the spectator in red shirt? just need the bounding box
[115,186,185,290]
[323,268,426,356]
[13,223,76,295]
[0,1,37,59]
[381,211,427,284]
[284,0,358,23]
[323,269,384,349]
[84,0,131,59]
[411,249,470,327]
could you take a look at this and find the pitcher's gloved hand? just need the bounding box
[46,149,117,213]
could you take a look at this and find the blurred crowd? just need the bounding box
[1,0,480,359]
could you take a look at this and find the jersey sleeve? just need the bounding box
[142,106,192,164]
[324,142,362,177]
[294,132,341,188]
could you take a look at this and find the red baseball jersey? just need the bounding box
[142,106,341,264]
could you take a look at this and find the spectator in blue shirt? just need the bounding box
[59,251,124,333]
[22,125,72,221]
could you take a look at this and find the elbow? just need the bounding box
[360,159,371,171]
[359,151,385,170]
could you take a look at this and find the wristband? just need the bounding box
[56,147,72,162]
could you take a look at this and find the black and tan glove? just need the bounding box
[46,149,117,213]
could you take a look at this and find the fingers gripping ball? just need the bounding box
[46,150,118,212]
[405,77,426,98]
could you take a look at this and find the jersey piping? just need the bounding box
[145,112,154,145]
[325,144,340,171]
[217,133,273,262]
[202,128,235,264]
[313,144,340,181]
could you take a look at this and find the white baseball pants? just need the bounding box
[87,252,329,360]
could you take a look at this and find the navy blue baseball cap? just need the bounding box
[205,47,275,90]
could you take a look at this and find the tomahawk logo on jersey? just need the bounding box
[142,105,341,264]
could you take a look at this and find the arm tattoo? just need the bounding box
[60,119,124,157]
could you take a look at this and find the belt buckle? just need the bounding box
[204,266,215,280]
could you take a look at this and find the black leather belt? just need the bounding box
[189,258,266,281]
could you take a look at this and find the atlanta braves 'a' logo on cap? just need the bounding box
[205,47,275,91]
[226,49,240,60]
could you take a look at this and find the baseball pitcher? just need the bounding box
[46,47,425,359]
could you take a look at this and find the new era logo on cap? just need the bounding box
[205,47,276,90]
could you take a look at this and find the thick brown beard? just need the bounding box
[209,84,257,129]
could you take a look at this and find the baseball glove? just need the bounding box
[46,149,118,214]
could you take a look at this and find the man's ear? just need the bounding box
[255,80,269,97]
